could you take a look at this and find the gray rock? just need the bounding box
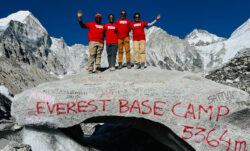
[0,59,57,95]
[0,93,11,120]
[0,15,66,75]
[11,67,250,151]
[0,138,31,151]
[206,48,250,94]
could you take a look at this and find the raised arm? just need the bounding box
[78,10,87,28]
[148,14,160,26]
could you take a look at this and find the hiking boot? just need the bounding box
[95,70,101,73]
[95,68,101,73]
[141,63,145,70]
[135,63,140,69]
[118,63,123,69]
[110,66,115,71]
[88,70,93,74]
[127,62,131,69]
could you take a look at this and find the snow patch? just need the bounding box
[185,29,225,46]
[0,85,13,100]
[230,18,250,39]
[0,10,31,26]
[0,10,46,32]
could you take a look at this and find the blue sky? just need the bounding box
[0,0,249,46]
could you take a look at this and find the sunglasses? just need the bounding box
[135,16,140,18]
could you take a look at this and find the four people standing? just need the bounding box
[78,10,160,73]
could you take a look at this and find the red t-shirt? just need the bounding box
[85,22,105,43]
[104,23,118,44]
[131,21,148,41]
[115,19,131,39]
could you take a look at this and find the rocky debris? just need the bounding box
[0,118,22,132]
[0,92,23,147]
[0,93,11,120]
[0,58,57,95]
[206,48,250,94]
[80,123,100,136]
[0,138,31,151]
[1,128,24,145]
[11,67,250,151]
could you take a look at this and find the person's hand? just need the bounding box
[77,10,82,18]
[157,14,160,20]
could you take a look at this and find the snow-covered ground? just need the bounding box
[0,85,13,100]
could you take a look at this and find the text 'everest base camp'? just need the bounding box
[0,10,249,151]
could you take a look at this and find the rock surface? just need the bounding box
[206,48,250,94]
[0,138,31,151]
[11,67,250,151]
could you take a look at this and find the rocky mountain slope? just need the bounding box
[195,18,250,73]
[206,48,250,94]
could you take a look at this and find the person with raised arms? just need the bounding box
[77,10,105,74]
[131,13,160,69]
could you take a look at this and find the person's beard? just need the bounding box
[109,18,114,24]
[121,14,126,19]
[95,17,101,24]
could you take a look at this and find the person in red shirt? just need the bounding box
[77,10,105,74]
[115,10,132,69]
[131,13,160,69]
[104,14,118,71]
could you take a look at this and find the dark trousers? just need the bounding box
[106,44,118,68]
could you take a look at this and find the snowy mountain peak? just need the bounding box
[185,29,225,46]
[146,26,166,36]
[230,18,250,39]
[0,10,32,26]
[0,10,46,32]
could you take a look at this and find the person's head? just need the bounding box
[95,13,102,24]
[120,10,126,19]
[108,14,115,23]
[134,13,140,22]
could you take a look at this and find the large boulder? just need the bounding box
[11,67,250,151]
